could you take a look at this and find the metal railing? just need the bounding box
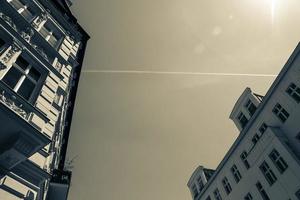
[0,80,49,127]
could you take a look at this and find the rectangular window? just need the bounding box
[272,103,289,123]
[269,149,288,174]
[40,23,62,49]
[252,133,260,144]
[286,83,300,103]
[230,164,242,183]
[240,151,250,169]
[295,189,300,200]
[206,196,212,200]
[222,177,232,195]
[259,123,267,134]
[0,38,5,48]
[256,182,270,200]
[213,188,222,200]
[197,177,204,192]
[244,193,253,200]
[297,132,300,142]
[245,99,257,116]
[192,184,198,198]
[2,55,41,101]
[259,161,277,185]
[0,38,6,55]
[238,112,248,129]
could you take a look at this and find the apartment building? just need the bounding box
[0,0,89,199]
[188,43,300,200]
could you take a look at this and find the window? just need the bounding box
[2,55,41,101]
[244,192,253,200]
[251,133,260,144]
[286,83,300,103]
[213,188,222,200]
[259,123,267,134]
[272,103,289,123]
[222,177,232,195]
[240,151,250,169]
[39,23,62,49]
[230,164,242,183]
[259,161,277,185]
[256,182,270,200]
[245,99,257,116]
[295,189,300,200]
[0,38,5,48]
[197,177,205,192]
[8,0,35,22]
[269,149,288,174]
[206,196,212,200]
[54,93,64,106]
[191,184,198,198]
[297,132,300,142]
[0,38,6,54]
[238,112,248,128]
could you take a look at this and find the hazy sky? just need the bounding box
[66,0,300,199]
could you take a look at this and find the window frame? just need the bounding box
[269,149,288,174]
[230,164,242,183]
[286,82,300,103]
[1,54,46,103]
[221,177,232,195]
[240,151,250,169]
[259,161,277,185]
[245,99,257,116]
[244,192,253,200]
[256,181,270,200]
[272,103,289,123]
[213,188,222,200]
[237,112,248,129]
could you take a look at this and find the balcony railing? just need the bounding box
[0,80,49,127]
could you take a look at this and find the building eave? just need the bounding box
[229,87,252,120]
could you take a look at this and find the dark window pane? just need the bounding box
[295,189,300,200]
[0,38,5,48]
[18,78,35,100]
[15,56,29,70]
[2,67,23,89]
[28,67,41,81]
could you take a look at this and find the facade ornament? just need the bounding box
[32,11,48,29]
[0,90,29,119]
[0,12,17,31]
[2,43,21,63]
[20,27,34,42]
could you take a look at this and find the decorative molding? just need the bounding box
[31,12,48,29]
[20,28,34,42]
[2,43,21,63]
[0,90,29,119]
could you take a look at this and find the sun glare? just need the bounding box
[271,0,276,25]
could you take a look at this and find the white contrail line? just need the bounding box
[82,70,277,77]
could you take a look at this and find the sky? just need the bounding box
[66,0,300,199]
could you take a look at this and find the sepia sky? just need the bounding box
[66,0,300,199]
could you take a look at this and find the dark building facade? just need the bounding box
[0,0,89,199]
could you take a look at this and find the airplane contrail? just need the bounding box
[82,70,277,77]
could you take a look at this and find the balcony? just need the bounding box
[0,80,51,171]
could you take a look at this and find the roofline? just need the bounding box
[187,165,204,186]
[196,42,300,199]
[46,0,90,39]
[229,87,251,119]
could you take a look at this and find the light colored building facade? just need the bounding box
[188,43,300,200]
[0,0,89,199]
